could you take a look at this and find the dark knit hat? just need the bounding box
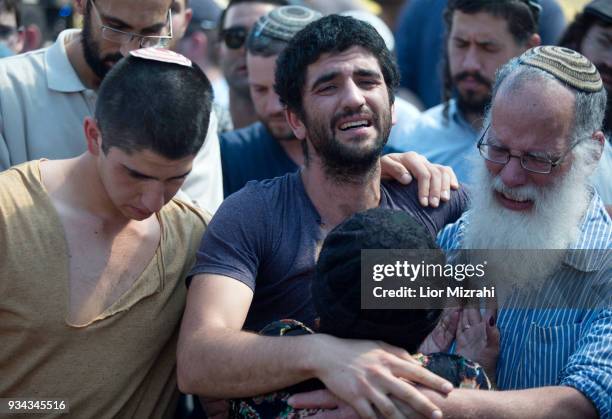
[585,0,612,24]
[313,208,445,352]
[251,5,322,42]
[519,45,604,92]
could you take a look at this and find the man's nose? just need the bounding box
[120,37,142,56]
[462,45,482,73]
[341,79,366,110]
[141,183,166,213]
[499,156,529,188]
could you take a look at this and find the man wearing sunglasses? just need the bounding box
[217,0,289,130]
[0,0,224,214]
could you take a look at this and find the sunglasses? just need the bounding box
[221,26,248,49]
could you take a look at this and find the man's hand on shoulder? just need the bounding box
[380,152,459,208]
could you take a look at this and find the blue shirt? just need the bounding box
[387,99,480,184]
[220,122,299,197]
[190,171,469,331]
[437,193,612,418]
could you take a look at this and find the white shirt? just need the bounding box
[0,29,223,214]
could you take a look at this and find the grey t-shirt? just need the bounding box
[189,171,468,331]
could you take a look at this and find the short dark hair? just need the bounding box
[0,0,21,27]
[218,0,289,33]
[313,208,444,353]
[560,11,612,52]
[441,0,540,117]
[95,55,214,159]
[274,14,400,117]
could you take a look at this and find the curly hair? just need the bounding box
[274,14,400,118]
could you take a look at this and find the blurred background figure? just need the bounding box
[0,0,24,57]
[560,0,612,206]
[395,0,567,110]
[168,0,193,51]
[217,0,289,130]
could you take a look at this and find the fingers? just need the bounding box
[438,164,459,190]
[438,167,451,202]
[485,315,500,346]
[367,387,404,419]
[427,165,442,207]
[440,308,461,337]
[390,395,431,419]
[378,341,418,364]
[383,375,444,419]
[392,359,453,395]
[380,154,413,184]
[288,390,343,410]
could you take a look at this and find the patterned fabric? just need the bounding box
[230,320,491,418]
[437,192,612,418]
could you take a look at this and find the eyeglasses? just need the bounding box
[90,0,173,48]
[220,26,248,49]
[476,124,582,174]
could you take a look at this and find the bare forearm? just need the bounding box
[177,327,321,398]
[424,386,596,419]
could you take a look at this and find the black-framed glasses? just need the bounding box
[476,124,583,174]
[220,26,248,49]
[90,0,173,48]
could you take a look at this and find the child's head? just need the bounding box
[312,208,444,352]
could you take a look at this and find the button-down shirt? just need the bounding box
[0,29,223,213]
[387,99,479,183]
[437,193,612,418]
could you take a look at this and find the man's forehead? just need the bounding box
[225,2,276,28]
[451,10,514,42]
[98,0,171,26]
[306,47,383,83]
[247,53,277,83]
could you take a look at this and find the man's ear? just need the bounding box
[391,102,397,126]
[527,33,541,48]
[285,108,307,140]
[591,131,606,161]
[84,117,102,156]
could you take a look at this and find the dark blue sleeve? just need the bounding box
[188,183,270,290]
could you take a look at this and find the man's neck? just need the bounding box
[65,30,101,89]
[229,89,258,129]
[277,138,305,167]
[463,110,484,131]
[301,158,381,230]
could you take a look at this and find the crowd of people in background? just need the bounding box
[0,0,610,418]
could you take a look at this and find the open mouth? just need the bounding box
[338,119,372,131]
[495,190,534,210]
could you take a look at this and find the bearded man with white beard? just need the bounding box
[431,46,612,418]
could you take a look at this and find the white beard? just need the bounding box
[462,159,591,290]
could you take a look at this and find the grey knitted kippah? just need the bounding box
[519,46,603,93]
[252,5,322,42]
